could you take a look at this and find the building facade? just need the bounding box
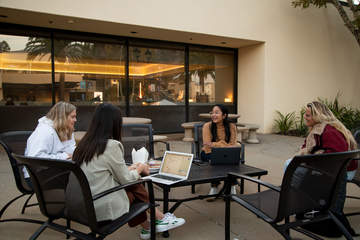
[0,0,359,133]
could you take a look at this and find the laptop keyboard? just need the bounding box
[152,174,182,181]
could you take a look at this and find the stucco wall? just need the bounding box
[238,44,265,132]
[1,0,359,133]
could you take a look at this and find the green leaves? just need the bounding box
[292,0,360,47]
[274,93,360,137]
[274,111,296,135]
[292,0,329,8]
[293,108,308,137]
[318,94,360,132]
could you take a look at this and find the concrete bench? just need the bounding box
[181,121,203,142]
[153,135,168,158]
[74,131,86,145]
[237,123,260,144]
[239,123,260,143]
[235,124,249,142]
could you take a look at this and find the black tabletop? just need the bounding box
[168,163,268,187]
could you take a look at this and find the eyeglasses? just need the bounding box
[209,111,222,115]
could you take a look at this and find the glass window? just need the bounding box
[129,45,185,106]
[189,48,234,104]
[53,39,125,105]
[0,34,52,106]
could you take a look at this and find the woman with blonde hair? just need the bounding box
[24,101,77,186]
[297,101,357,177]
[286,101,358,237]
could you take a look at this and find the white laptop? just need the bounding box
[143,151,194,185]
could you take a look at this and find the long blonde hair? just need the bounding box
[46,101,76,141]
[307,101,357,150]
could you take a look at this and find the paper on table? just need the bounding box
[131,147,149,164]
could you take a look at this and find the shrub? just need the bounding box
[274,111,295,135]
[293,108,308,137]
[318,94,360,132]
[274,94,360,137]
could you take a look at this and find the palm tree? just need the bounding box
[0,40,10,53]
[173,51,215,101]
[0,40,10,101]
[25,37,89,100]
[191,67,215,94]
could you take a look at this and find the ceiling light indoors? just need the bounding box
[67,19,75,24]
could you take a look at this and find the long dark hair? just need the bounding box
[73,103,122,165]
[210,104,231,143]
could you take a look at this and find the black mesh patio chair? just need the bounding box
[122,123,169,164]
[191,122,246,194]
[225,150,360,240]
[345,129,360,216]
[12,154,157,240]
[0,131,42,225]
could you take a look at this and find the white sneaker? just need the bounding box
[231,185,237,195]
[140,228,151,240]
[155,212,185,232]
[208,187,218,195]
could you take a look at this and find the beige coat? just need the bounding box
[80,139,140,221]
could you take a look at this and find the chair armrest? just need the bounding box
[235,142,245,164]
[152,140,170,151]
[93,178,154,201]
[228,172,280,192]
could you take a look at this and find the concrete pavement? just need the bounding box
[0,134,359,239]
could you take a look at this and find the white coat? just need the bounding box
[24,116,76,178]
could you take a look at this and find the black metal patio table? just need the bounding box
[152,163,268,237]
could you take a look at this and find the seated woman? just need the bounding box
[200,104,238,195]
[72,103,185,240]
[284,101,357,178]
[25,101,77,187]
[285,101,358,237]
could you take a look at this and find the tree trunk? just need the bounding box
[331,0,360,47]
[59,72,65,101]
[200,76,205,94]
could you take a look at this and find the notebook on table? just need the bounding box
[210,147,241,165]
[143,151,193,185]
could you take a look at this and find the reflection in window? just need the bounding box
[53,40,125,105]
[0,34,52,106]
[129,46,185,106]
[1,33,235,108]
[189,49,234,104]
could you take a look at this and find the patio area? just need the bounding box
[0,133,359,240]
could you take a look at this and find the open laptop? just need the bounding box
[143,151,193,185]
[210,147,241,165]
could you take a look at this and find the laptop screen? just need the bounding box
[160,151,193,177]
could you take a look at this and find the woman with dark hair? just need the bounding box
[200,104,238,195]
[73,103,185,240]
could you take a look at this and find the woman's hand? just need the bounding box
[128,163,138,171]
[203,142,213,148]
[129,163,150,176]
[140,163,150,176]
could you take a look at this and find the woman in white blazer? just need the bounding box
[25,101,77,186]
